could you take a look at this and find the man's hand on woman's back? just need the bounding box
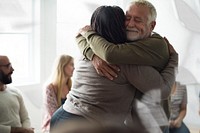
[92,55,120,80]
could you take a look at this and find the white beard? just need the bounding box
[126,31,141,41]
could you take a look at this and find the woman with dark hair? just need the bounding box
[90,6,126,44]
[50,5,177,133]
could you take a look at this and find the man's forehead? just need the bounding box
[128,4,149,13]
[125,5,149,19]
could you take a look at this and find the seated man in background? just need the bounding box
[0,55,34,133]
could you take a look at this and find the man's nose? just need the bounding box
[127,18,135,27]
[11,67,14,72]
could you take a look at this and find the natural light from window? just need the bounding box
[0,0,40,85]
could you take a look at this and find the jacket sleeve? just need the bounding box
[76,34,94,60]
[81,31,169,70]
[159,52,178,99]
[124,52,178,100]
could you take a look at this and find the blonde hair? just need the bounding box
[129,0,157,23]
[51,54,73,106]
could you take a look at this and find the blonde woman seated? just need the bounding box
[42,55,74,133]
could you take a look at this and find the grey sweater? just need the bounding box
[63,52,178,126]
[0,86,31,133]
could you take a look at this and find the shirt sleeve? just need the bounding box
[44,84,58,116]
[181,85,187,105]
[80,31,169,70]
[0,125,11,133]
[16,89,31,128]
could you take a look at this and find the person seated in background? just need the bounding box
[164,81,190,133]
[42,54,74,133]
[0,55,34,133]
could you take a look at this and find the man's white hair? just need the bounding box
[128,0,157,23]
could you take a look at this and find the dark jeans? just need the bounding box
[50,106,86,132]
[163,122,190,133]
[50,106,135,133]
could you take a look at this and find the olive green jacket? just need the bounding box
[76,31,169,71]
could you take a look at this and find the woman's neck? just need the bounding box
[64,77,69,83]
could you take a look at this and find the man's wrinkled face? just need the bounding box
[125,4,155,41]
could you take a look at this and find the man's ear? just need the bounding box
[150,21,156,31]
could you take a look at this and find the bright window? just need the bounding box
[0,0,40,85]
